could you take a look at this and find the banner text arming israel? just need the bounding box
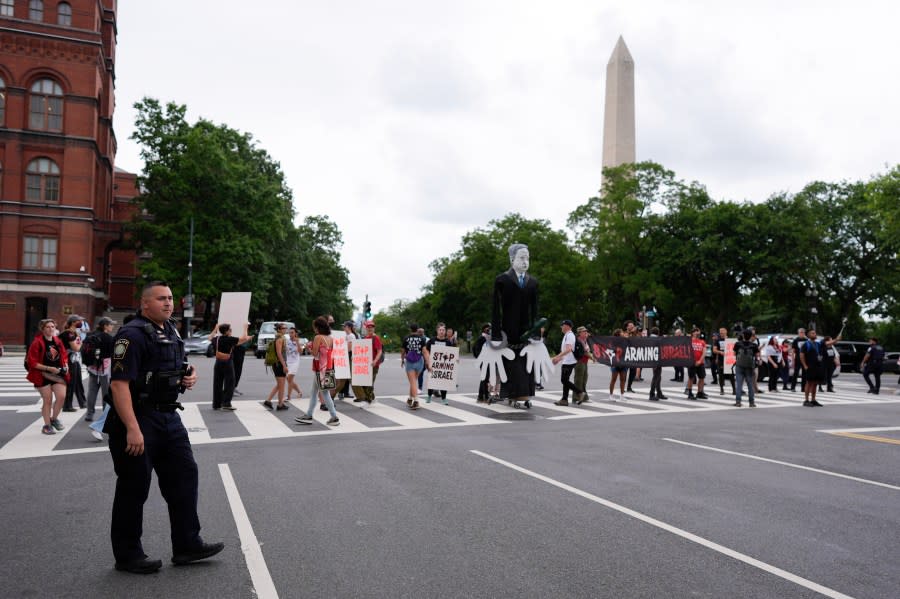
[587,335,694,368]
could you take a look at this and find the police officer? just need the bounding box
[106,281,224,574]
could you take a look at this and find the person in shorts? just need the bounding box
[401,323,430,410]
[686,327,709,400]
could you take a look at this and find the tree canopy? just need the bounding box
[128,98,351,326]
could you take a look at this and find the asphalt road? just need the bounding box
[1,353,899,599]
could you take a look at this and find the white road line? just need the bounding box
[231,401,296,438]
[179,403,212,443]
[817,426,900,433]
[0,409,84,460]
[470,450,855,599]
[663,438,900,491]
[218,464,279,599]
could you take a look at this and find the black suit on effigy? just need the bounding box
[491,269,538,398]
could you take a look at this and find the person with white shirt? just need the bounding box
[551,319,584,406]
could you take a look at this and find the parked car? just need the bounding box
[255,321,295,358]
[834,341,871,372]
[884,352,900,374]
[184,330,212,355]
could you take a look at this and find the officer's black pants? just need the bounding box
[109,410,202,562]
[212,359,235,409]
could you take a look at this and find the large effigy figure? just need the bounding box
[477,243,553,408]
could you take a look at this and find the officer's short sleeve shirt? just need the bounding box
[111,323,148,382]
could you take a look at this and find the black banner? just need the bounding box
[586,335,693,368]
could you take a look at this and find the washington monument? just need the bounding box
[601,36,635,172]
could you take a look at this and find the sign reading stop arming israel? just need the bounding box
[427,344,459,391]
[331,335,351,379]
[351,338,373,386]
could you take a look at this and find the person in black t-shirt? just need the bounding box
[401,323,431,410]
[426,323,452,404]
[209,323,252,410]
[860,337,886,395]
[790,328,807,391]
[60,315,86,411]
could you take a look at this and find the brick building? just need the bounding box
[0,0,138,348]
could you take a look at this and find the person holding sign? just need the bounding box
[209,323,253,411]
[401,323,430,410]
[426,323,452,404]
[295,317,340,426]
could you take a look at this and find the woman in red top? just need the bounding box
[294,316,340,427]
[26,318,70,434]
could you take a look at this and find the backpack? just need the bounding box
[573,339,585,360]
[735,343,755,369]
[81,333,102,367]
[264,337,280,366]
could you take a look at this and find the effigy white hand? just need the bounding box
[520,338,554,383]
[476,338,514,383]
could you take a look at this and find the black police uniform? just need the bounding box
[106,315,208,567]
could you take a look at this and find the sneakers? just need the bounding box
[319,404,328,411]
[696,392,709,400]
[425,395,432,404]
[172,541,225,566]
[410,400,420,410]
[91,429,104,441]
[294,414,313,424]
[619,395,627,402]
[687,393,696,400]
[407,397,414,407]
[326,417,340,426]
[608,393,615,401]
[442,398,449,405]
[262,401,274,410]
[803,400,812,407]
[658,394,668,400]
[276,404,288,411]
[810,400,823,407]
[41,424,55,435]
[50,419,64,431]
[554,399,569,406]
[733,402,742,407]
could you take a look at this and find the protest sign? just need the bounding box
[351,338,373,386]
[724,338,737,369]
[217,292,251,333]
[586,335,693,368]
[427,345,459,391]
[332,335,351,379]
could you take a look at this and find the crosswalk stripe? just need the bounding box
[230,401,296,438]
[356,400,448,428]
[179,403,212,443]
[413,399,509,425]
[0,409,84,460]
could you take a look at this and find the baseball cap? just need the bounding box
[66,314,85,325]
[97,316,116,327]
[364,320,375,328]
[576,326,588,333]
[561,319,574,327]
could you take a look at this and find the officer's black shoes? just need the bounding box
[172,541,225,566]
[115,556,163,574]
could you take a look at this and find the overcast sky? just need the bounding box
[114,1,900,316]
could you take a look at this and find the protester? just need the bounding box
[284,327,304,402]
[426,323,451,404]
[733,330,759,407]
[60,315,86,412]
[209,323,252,411]
[574,326,595,404]
[294,316,340,426]
[686,327,709,400]
[860,337,885,395]
[647,327,667,401]
[401,323,430,410]
[338,320,357,399]
[713,327,735,395]
[85,317,116,422]
[473,323,493,402]
[26,318,69,434]
[351,320,383,404]
[799,328,840,406]
[608,329,628,401]
[231,331,251,396]
[670,328,685,382]
[762,335,782,392]
[263,322,289,410]
[552,319,584,406]
[790,328,808,392]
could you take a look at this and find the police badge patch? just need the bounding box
[113,339,129,359]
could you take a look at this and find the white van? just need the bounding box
[255,321,295,359]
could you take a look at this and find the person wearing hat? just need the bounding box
[573,326,595,404]
[61,314,86,412]
[551,320,585,406]
[85,316,117,423]
[351,320,383,404]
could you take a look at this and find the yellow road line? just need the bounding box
[830,432,900,446]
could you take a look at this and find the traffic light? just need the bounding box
[363,300,372,319]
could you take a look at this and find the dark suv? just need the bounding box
[833,341,870,372]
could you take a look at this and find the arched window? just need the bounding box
[29,78,63,131]
[29,0,43,21]
[0,76,5,125]
[26,158,60,202]
[57,2,71,25]
[0,0,14,17]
